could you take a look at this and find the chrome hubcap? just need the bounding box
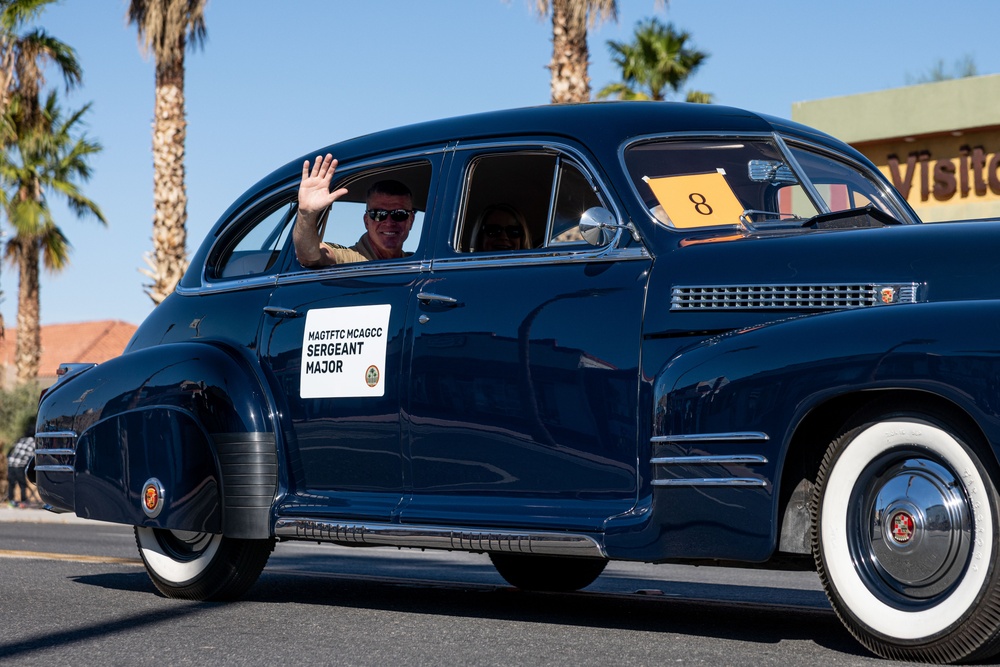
[156,529,214,562]
[852,454,972,604]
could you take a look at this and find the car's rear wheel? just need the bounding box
[812,408,1000,663]
[134,527,274,601]
[489,553,607,592]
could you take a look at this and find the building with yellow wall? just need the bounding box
[792,74,1000,222]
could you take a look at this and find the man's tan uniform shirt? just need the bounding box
[323,233,412,264]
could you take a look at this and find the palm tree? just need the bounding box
[597,17,711,103]
[0,0,80,140]
[529,1,670,104]
[532,0,617,104]
[1,92,104,383]
[0,0,81,340]
[127,0,206,305]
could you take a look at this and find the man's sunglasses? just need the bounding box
[366,208,415,222]
[483,224,524,239]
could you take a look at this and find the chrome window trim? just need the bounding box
[771,132,830,215]
[780,135,920,224]
[177,274,278,296]
[189,146,449,295]
[618,130,918,233]
[274,259,427,288]
[195,183,300,290]
[430,245,649,273]
[448,139,634,252]
[542,154,562,244]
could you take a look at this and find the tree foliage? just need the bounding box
[907,54,978,85]
[597,17,711,103]
[1,91,105,383]
[0,381,36,454]
[0,0,100,384]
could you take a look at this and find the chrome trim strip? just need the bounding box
[274,519,605,558]
[34,448,75,456]
[651,455,768,465]
[652,478,767,487]
[176,275,278,296]
[431,245,649,272]
[34,431,78,440]
[651,432,769,443]
[33,465,74,473]
[275,260,425,288]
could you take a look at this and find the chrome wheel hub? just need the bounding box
[853,455,972,603]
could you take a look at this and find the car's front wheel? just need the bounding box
[812,409,1000,663]
[134,527,274,601]
[489,553,607,592]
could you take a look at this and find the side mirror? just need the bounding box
[578,207,624,246]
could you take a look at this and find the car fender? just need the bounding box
[607,300,1000,562]
[36,341,277,539]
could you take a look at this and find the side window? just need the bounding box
[317,161,432,263]
[550,162,601,245]
[211,196,295,280]
[787,146,897,216]
[458,152,605,253]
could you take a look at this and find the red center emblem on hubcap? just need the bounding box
[890,511,915,544]
[144,485,159,511]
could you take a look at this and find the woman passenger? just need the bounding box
[472,204,532,252]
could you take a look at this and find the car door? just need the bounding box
[402,145,652,532]
[260,155,442,522]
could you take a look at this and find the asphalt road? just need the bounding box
[0,509,929,666]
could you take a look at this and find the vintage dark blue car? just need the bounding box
[30,101,1000,662]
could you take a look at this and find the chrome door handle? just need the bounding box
[417,292,459,306]
[263,306,302,318]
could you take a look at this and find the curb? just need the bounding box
[0,507,104,525]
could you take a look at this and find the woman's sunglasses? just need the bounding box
[366,208,415,222]
[483,224,524,239]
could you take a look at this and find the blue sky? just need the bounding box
[3,0,1000,328]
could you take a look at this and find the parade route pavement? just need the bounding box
[0,505,97,524]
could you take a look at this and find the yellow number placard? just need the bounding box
[645,170,745,228]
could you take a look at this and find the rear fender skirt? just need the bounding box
[37,341,279,538]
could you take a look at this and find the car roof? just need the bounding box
[211,101,858,236]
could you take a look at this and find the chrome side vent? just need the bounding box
[651,432,770,487]
[33,430,78,473]
[670,283,922,311]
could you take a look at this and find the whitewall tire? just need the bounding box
[813,412,1000,663]
[135,527,273,601]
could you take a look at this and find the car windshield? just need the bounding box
[623,138,902,230]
